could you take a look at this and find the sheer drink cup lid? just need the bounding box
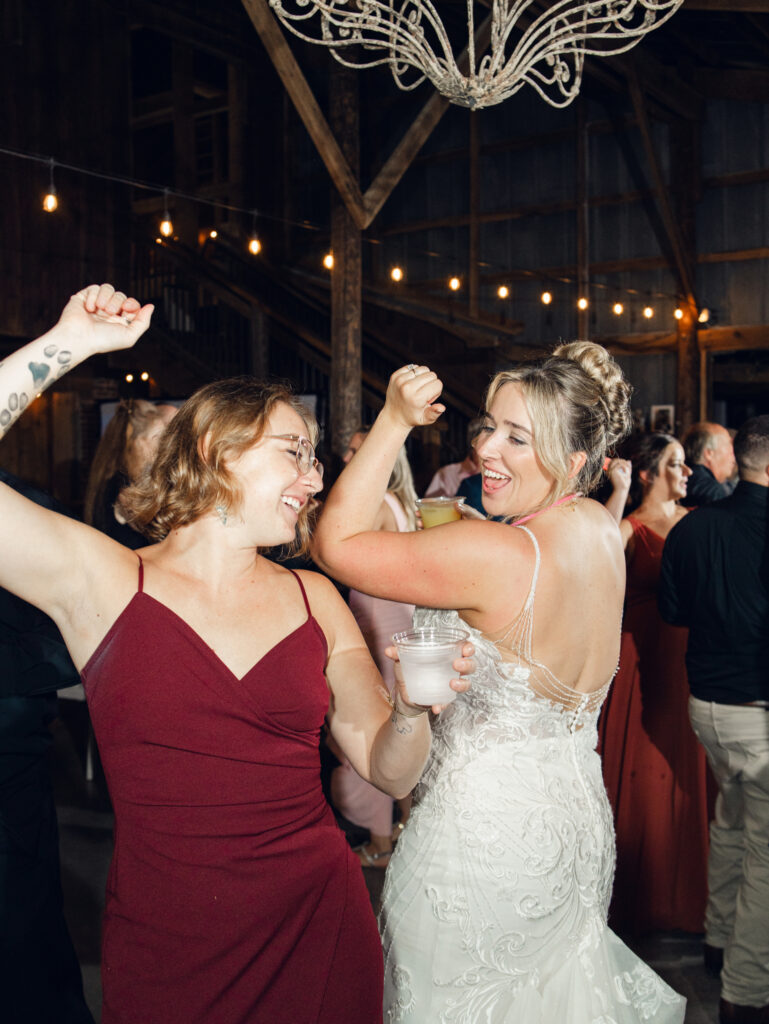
[415,496,466,529]
[391,627,470,706]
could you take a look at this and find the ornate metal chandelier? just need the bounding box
[267,0,683,110]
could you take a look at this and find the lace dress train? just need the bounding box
[380,527,685,1023]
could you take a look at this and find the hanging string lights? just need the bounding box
[8,144,697,326]
[159,190,174,238]
[42,158,58,213]
[248,211,262,255]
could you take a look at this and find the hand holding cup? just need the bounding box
[386,629,474,714]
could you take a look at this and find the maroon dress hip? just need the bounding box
[81,562,382,1024]
[598,517,712,934]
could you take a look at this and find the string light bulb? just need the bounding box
[42,158,58,212]
[643,306,654,319]
[140,371,149,382]
[209,229,218,239]
[323,252,334,270]
[541,291,552,305]
[248,211,262,256]
[497,285,509,299]
[159,189,173,238]
[698,308,710,324]
[674,307,684,320]
[448,276,461,291]
[125,373,134,383]
[612,302,624,315]
[390,266,403,282]
[577,296,588,311]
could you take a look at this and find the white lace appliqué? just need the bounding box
[380,527,685,1023]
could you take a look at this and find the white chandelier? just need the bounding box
[268,0,683,110]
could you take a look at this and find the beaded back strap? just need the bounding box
[487,525,611,720]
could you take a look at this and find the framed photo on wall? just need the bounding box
[650,404,675,434]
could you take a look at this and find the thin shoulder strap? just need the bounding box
[288,568,311,616]
[513,524,540,608]
[136,554,144,593]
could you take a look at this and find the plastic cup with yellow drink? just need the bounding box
[415,496,466,529]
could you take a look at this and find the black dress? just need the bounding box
[0,468,94,1024]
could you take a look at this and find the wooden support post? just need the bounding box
[671,117,701,427]
[576,99,589,339]
[172,42,197,243]
[329,66,362,456]
[469,112,480,319]
[249,308,269,380]
[228,64,246,221]
[676,304,700,435]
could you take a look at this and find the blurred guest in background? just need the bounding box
[600,433,711,934]
[329,430,418,867]
[0,468,94,1024]
[660,415,769,1024]
[423,416,484,498]
[83,399,177,547]
[681,422,736,507]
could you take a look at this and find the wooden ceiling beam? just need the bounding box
[692,68,769,101]
[123,0,262,64]
[361,13,493,226]
[684,0,769,10]
[626,67,697,303]
[380,188,655,236]
[600,48,702,121]
[241,0,368,229]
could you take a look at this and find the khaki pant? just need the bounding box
[689,696,769,1007]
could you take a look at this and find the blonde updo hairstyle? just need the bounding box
[121,377,318,553]
[485,341,632,515]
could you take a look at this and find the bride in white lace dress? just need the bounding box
[313,345,685,1023]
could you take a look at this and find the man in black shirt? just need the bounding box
[681,421,736,507]
[659,415,769,1024]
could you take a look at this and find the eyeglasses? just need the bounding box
[266,434,323,478]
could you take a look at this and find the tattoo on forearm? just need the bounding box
[28,361,50,385]
[391,709,413,735]
[0,342,75,439]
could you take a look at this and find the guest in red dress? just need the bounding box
[600,433,712,934]
[0,284,474,1024]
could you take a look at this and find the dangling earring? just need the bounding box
[215,504,228,526]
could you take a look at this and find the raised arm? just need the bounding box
[0,284,152,440]
[312,365,537,616]
[0,285,153,626]
[604,458,631,525]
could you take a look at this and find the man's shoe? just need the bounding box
[719,997,769,1024]
[705,943,724,977]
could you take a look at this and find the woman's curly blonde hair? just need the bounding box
[121,377,319,554]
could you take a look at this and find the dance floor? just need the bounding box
[52,706,720,1023]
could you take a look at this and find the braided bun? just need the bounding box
[553,341,632,450]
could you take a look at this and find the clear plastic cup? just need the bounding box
[391,627,469,705]
[416,496,465,529]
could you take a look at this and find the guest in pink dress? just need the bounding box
[330,431,417,867]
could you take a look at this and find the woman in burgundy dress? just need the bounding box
[600,433,712,934]
[0,284,472,1024]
